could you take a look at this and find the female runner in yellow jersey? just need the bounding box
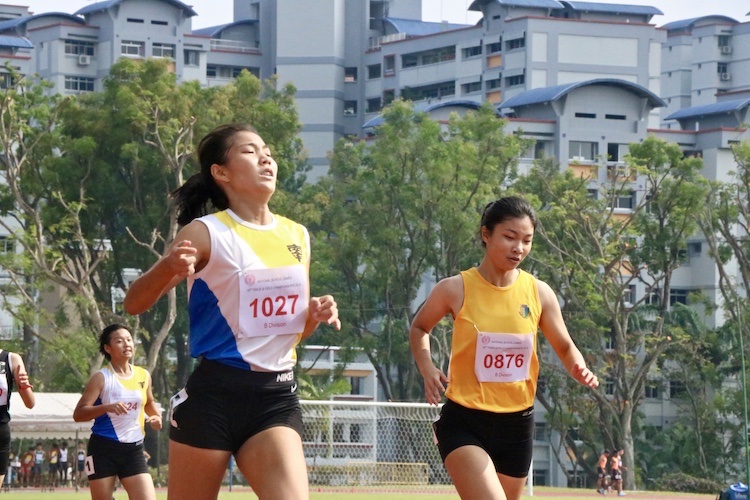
[410,196,598,500]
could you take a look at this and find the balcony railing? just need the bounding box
[210,39,260,53]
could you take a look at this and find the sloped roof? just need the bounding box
[0,35,33,48]
[470,0,563,11]
[498,78,665,110]
[382,18,471,36]
[8,392,89,440]
[0,13,85,33]
[665,98,750,121]
[661,15,739,31]
[362,100,484,129]
[192,19,258,37]
[560,2,662,16]
[76,0,197,17]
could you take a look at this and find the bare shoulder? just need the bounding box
[534,278,557,306]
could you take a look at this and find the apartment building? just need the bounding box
[0,0,747,486]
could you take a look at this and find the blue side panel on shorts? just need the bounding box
[90,397,118,441]
[188,278,248,370]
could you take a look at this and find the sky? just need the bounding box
[6,0,750,29]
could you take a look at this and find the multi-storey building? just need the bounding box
[0,0,747,487]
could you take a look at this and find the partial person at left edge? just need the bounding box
[0,348,35,486]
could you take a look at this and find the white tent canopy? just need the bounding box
[8,392,91,440]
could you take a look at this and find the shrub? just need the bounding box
[652,472,724,494]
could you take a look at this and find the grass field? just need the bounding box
[0,486,717,499]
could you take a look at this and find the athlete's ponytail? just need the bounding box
[171,123,257,226]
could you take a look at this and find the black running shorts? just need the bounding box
[433,398,534,478]
[168,358,303,453]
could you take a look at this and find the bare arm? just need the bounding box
[73,372,123,422]
[537,279,599,389]
[143,372,162,431]
[10,352,34,409]
[409,276,462,405]
[123,221,210,315]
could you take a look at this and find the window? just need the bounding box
[344,67,357,83]
[533,422,547,441]
[383,55,395,76]
[367,64,381,79]
[383,89,395,106]
[687,242,702,258]
[0,236,13,253]
[344,100,357,116]
[462,45,482,58]
[506,37,525,50]
[669,380,686,399]
[718,62,728,74]
[400,81,455,101]
[121,41,145,57]
[151,20,168,26]
[127,18,144,23]
[152,43,175,59]
[461,81,482,94]
[184,50,200,67]
[569,141,598,161]
[614,191,636,210]
[506,74,525,86]
[401,46,455,69]
[607,143,629,162]
[64,76,95,93]
[622,285,636,306]
[487,41,502,53]
[645,382,660,399]
[207,65,257,79]
[575,112,596,119]
[669,288,689,306]
[605,379,615,395]
[65,40,95,56]
[366,97,381,113]
[486,77,502,90]
[587,189,598,199]
[0,73,13,90]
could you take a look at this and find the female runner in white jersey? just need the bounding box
[73,324,161,500]
[123,123,340,500]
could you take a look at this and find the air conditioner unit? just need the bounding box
[720,73,731,81]
[78,54,91,66]
[721,45,733,54]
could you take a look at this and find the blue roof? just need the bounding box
[498,79,666,110]
[661,15,739,31]
[0,35,33,49]
[192,19,258,37]
[362,100,484,129]
[470,0,564,11]
[665,99,750,121]
[76,0,197,17]
[561,2,662,16]
[0,13,85,32]
[382,18,470,36]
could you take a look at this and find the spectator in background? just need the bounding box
[48,441,60,488]
[59,441,69,486]
[20,447,33,488]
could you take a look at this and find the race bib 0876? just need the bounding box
[474,331,534,383]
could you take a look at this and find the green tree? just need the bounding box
[312,100,524,401]
[516,136,709,489]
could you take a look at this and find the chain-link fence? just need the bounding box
[301,400,456,494]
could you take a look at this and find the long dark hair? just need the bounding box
[171,123,258,226]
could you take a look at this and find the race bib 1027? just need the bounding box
[238,265,309,337]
